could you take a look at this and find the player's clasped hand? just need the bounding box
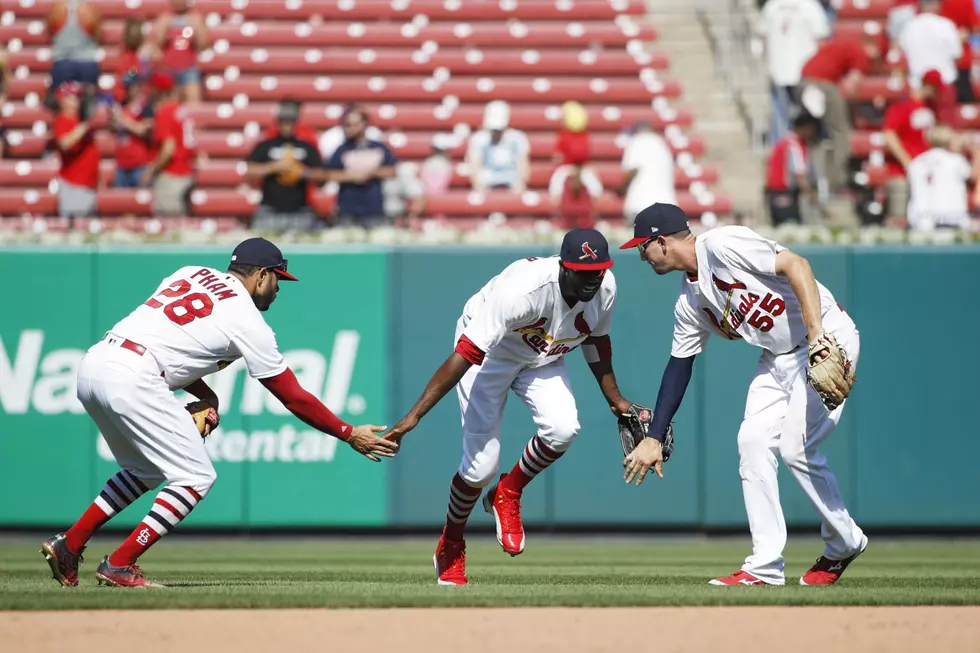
[624,438,664,486]
[347,424,400,462]
[383,413,420,445]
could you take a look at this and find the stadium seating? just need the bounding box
[0,0,732,224]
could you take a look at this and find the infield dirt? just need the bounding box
[4,606,979,653]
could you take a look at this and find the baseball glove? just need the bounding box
[276,145,305,186]
[618,403,674,463]
[185,401,219,438]
[807,333,855,411]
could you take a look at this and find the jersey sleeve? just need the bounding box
[230,323,288,380]
[707,227,785,277]
[671,288,711,358]
[247,139,272,164]
[461,291,538,354]
[591,272,618,337]
[154,108,177,142]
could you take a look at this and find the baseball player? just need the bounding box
[40,238,398,588]
[386,229,643,586]
[619,203,864,586]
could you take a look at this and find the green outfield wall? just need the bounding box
[0,245,977,530]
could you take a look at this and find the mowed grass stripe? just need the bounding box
[1,536,978,609]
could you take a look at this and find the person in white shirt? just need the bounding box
[466,99,531,193]
[620,121,676,223]
[40,238,397,589]
[756,0,831,142]
[907,126,976,230]
[620,203,866,587]
[899,0,961,90]
[386,229,639,586]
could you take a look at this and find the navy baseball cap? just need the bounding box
[620,203,691,249]
[559,228,614,271]
[230,237,298,281]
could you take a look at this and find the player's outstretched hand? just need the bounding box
[624,438,664,486]
[348,424,400,462]
[384,414,420,445]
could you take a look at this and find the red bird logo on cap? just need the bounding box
[579,242,599,261]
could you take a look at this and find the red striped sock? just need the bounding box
[108,485,201,567]
[443,473,482,541]
[502,436,565,492]
[65,470,150,553]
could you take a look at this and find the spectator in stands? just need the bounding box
[325,107,398,228]
[318,104,382,161]
[619,121,676,224]
[765,111,822,225]
[246,99,323,231]
[888,0,919,44]
[142,72,195,216]
[548,149,603,229]
[153,0,208,104]
[799,34,879,192]
[46,0,102,92]
[53,82,101,218]
[940,0,980,103]
[383,164,427,225]
[899,0,960,123]
[907,125,976,230]
[554,100,591,166]
[112,72,154,188]
[114,20,153,102]
[419,134,455,196]
[883,69,941,222]
[466,100,531,193]
[756,0,830,143]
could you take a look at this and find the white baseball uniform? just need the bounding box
[76,266,287,495]
[671,226,864,584]
[454,256,617,486]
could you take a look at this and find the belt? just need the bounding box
[103,333,146,357]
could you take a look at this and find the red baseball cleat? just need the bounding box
[483,474,525,556]
[433,529,468,586]
[708,570,770,586]
[95,556,165,588]
[800,536,868,586]
[40,532,84,588]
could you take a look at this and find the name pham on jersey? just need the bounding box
[189,268,238,301]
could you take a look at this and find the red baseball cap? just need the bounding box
[922,69,943,88]
[55,81,82,100]
[149,71,176,93]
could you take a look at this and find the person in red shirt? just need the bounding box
[940,0,980,102]
[53,81,101,218]
[765,111,821,225]
[799,34,879,192]
[883,69,941,221]
[113,19,152,103]
[142,72,195,216]
[152,0,208,104]
[112,72,154,187]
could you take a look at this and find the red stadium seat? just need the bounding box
[5,130,707,160]
[10,46,669,76]
[0,101,694,131]
[10,0,647,21]
[0,20,655,48]
[834,0,892,20]
[0,159,721,190]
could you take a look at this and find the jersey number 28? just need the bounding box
[144,279,213,325]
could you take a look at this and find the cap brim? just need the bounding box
[562,260,615,271]
[273,269,299,281]
[619,237,650,250]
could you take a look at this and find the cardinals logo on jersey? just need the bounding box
[515,312,592,356]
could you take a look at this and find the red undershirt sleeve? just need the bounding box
[260,368,352,441]
[454,334,486,365]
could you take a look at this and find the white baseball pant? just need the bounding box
[454,323,580,486]
[76,334,218,496]
[737,307,865,584]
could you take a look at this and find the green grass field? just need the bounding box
[1,535,978,610]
